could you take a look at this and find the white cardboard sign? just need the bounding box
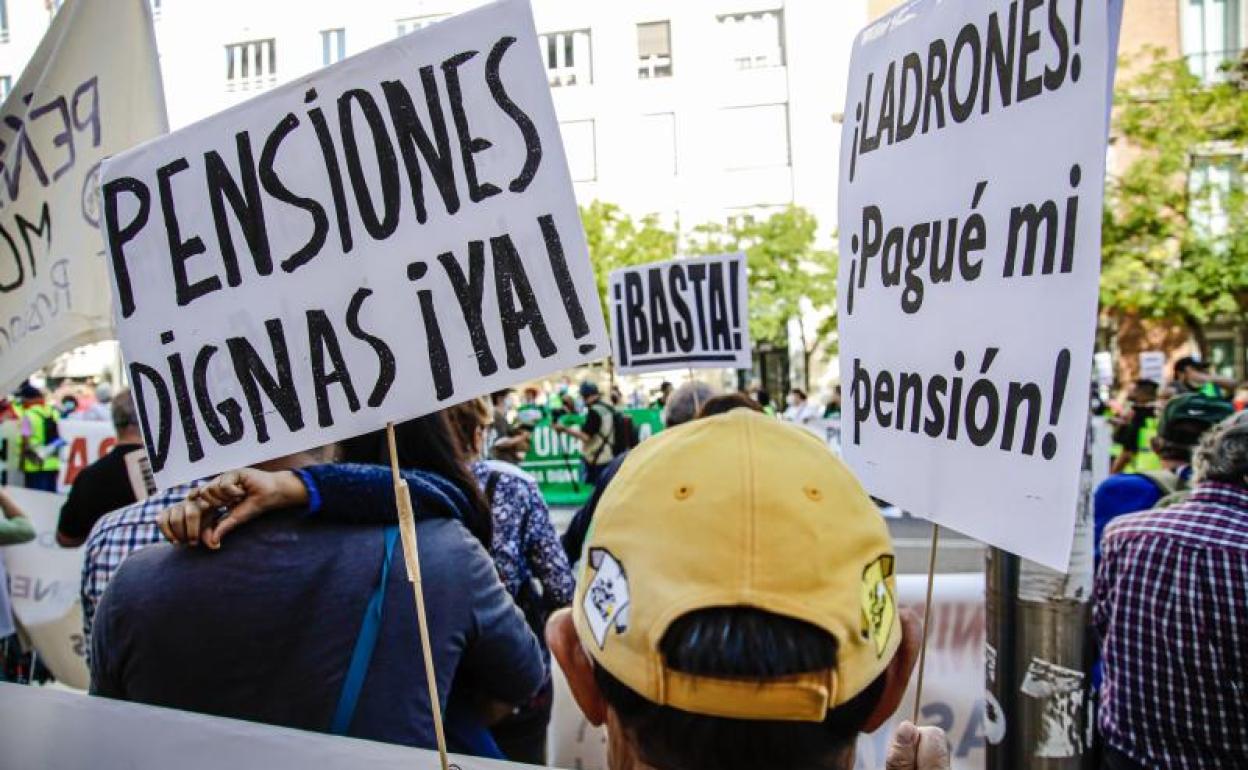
[1137,351,1165,385]
[99,0,608,488]
[0,0,167,393]
[837,0,1119,570]
[608,253,750,374]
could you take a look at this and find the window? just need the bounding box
[639,113,676,175]
[559,120,596,181]
[396,15,447,37]
[637,21,672,78]
[726,205,785,230]
[1,0,9,42]
[321,28,346,66]
[1189,155,1239,238]
[1183,0,1242,82]
[0,76,11,105]
[225,39,277,92]
[720,104,790,169]
[539,29,592,87]
[718,10,785,70]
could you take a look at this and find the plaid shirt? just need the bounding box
[1094,481,1248,769]
[80,482,203,650]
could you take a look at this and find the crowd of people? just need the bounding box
[1091,357,1248,769]
[3,377,941,770]
[0,354,1244,769]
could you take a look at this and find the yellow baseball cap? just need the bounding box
[573,409,900,723]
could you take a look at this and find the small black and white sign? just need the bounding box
[608,252,750,374]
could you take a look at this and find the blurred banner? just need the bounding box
[520,407,663,507]
[0,0,167,392]
[0,486,87,689]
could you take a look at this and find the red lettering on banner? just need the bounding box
[62,437,89,485]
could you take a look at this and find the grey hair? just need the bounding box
[1192,412,1248,485]
[111,388,139,431]
[664,382,718,428]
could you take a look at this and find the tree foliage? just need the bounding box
[687,205,838,388]
[579,201,678,320]
[1102,50,1248,338]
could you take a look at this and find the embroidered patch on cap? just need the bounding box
[582,548,630,649]
[860,554,896,657]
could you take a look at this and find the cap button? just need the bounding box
[674,484,694,500]
[803,486,823,502]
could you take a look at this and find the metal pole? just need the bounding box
[986,423,1099,770]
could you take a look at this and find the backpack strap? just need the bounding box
[330,524,400,735]
[1136,469,1183,496]
[588,403,615,465]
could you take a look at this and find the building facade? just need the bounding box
[0,0,870,395]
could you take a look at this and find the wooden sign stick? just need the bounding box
[911,523,940,723]
[387,422,451,770]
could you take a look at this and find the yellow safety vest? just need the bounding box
[21,403,60,474]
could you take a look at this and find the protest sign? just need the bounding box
[837,0,1120,569]
[1092,351,1113,389]
[608,253,750,374]
[1137,351,1165,385]
[100,0,608,489]
[0,487,89,689]
[0,0,166,393]
[0,682,543,770]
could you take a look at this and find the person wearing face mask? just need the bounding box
[488,389,531,465]
[783,387,821,425]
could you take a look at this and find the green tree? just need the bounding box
[1102,50,1248,349]
[688,206,838,390]
[580,201,678,320]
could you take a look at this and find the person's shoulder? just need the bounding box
[1103,488,1248,550]
[1096,473,1159,495]
[102,539,178,599]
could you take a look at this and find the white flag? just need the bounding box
[0,0,167,392]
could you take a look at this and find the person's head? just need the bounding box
[111,389,143,442]
[788,388,808,407]
[549,411,920,770]
[445,397,493,459]
[659,381,673,396]
[17,381,41,404]
[663,382,717,428]
[756,388,772,408]
[1173,356,1207,385]
[580,380,601,404]
[60,394,78,413]
[94,382,113,405]
[696,392,763,420]
[1150,393,1234,466]
[1193,411,1248,486]
[338,412,492,548]
[490,388,512,409]
[1129,378,1159,404]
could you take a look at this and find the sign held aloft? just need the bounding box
[608,253,750,375]
[0,0,167,393]
[100,0,608,488]
[837,0,1120,570]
